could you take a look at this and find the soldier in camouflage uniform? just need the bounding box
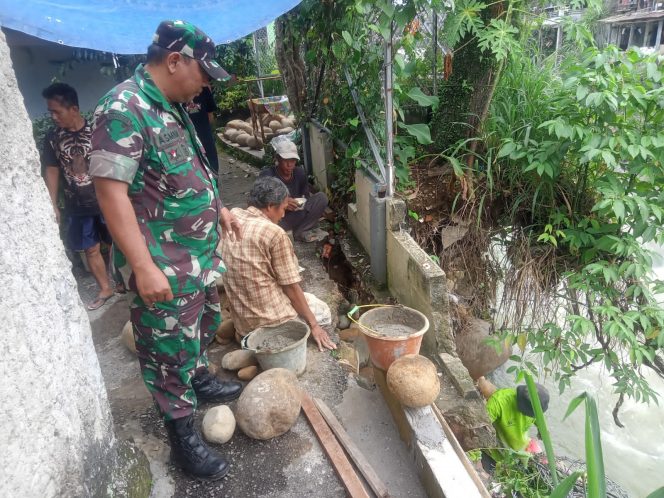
[89,20,242,481]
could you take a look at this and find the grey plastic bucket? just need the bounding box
[241,320,310,376]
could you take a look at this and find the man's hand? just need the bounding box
[134,262,174,307]
[310,324,337,352]
[220,207,242,241]
[285,197,299,212]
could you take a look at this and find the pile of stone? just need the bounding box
[202,368,302,444]
[222,114,296,150]
[220,349,259,381]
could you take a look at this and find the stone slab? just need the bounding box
[438,353,480,400]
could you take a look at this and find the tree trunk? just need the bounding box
[275,14,307,117]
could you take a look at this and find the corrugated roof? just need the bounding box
[600,10,664,23]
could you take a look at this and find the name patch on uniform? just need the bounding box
[157,128,185,148]
[157,127,190,166]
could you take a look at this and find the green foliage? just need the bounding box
[646,487,664,498]
[32,114,54,155]
[485,45,664,405]
[282,0,444,195]
[215,85,248,115]
[212,36,258,115]
[562,392,606,498]
[491,450,551,498]
[525,373,559,486]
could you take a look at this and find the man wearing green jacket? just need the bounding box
[478,376,549,459]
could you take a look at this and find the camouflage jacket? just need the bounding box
[89,64,224,296]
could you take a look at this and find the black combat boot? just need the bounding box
[165,415,229,480]
[192,370,243,403]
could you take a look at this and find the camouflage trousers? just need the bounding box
[130,285,220,420]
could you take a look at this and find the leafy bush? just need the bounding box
[468,45,664,407]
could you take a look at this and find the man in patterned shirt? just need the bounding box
[89,20,241,481]
[221,177,336,352]
[41,83,114,310]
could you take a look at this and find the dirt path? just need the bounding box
[84,150,426,498]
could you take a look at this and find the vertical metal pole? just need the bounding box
[384,15,395,197]
[253,31,264,98]
[627,24,635,48]
[645,22,652,47]
[432,11,438,97]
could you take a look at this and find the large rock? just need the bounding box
[202,405,236,444]
[386,354,440,408]
[443,403,497,451]
[121,321,136,354]
[221,349,257,370]
[215,319,236,341]
[237,365,259,381]
[455,317,510,380]
[235,368,301,440]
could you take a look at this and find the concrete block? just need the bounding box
[385,229,456,359]
[308,122,333,191]
[438,353,480,400]
[403,406,487,498]
[376,365,488,498]
[387,198,407,231]
[346,170,375,254]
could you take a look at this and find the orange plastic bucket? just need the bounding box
[354,305,429,371]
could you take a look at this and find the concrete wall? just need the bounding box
[4,28,117,119]
[345,167,495,452]
[347,169,375,255]
[0,30,122,496]
[385,199,456,357]
[308,121,333,192]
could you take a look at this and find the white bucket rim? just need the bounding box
[242,320,311,355]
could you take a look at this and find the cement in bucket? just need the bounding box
[242,320,310,376]
[357,305,429,371]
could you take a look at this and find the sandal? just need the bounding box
[87,294,112,311]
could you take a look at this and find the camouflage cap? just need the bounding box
[153,20,230,81]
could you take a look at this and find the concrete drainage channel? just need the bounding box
[324,231,490,498]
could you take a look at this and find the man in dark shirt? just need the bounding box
[186,86,219,170]
[259,138,328,241]
[42,83,113,310]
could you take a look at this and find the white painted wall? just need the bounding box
[3,28,117,119]
[0,30,118,496]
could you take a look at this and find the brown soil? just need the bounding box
[400,161,458,256]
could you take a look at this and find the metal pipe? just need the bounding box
[252,31,264,98]
[344,69,387,182]
[433,11,438,96]
[384,16,395,197]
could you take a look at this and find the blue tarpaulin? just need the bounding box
[0,1,300,53]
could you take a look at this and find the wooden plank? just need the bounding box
[300,391,370,498]
[314,398,391,498]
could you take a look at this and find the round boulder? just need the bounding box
[235,368,301,440]
[238,365,259,381]
[121,321,136,354]
[221,349,257,370]
[202,405,236,444]
[386,354,440,408]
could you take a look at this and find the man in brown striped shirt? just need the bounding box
[221,177,336,351]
